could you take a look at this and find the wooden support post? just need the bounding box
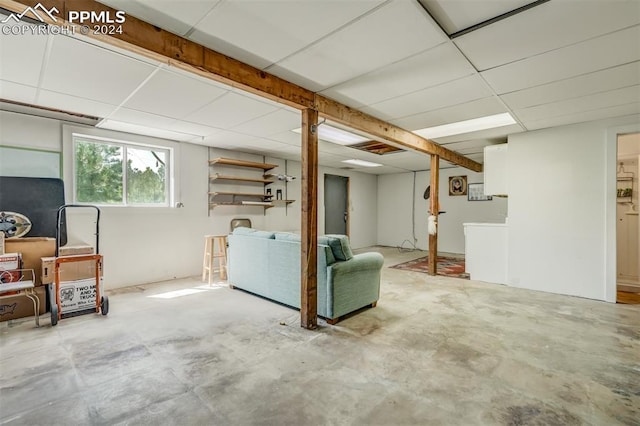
[428,155,440,276]
[301,109,318,329]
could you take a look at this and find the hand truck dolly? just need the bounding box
[49,204,108,326]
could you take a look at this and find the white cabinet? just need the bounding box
[464,223,508,284]
[484,144,508,196]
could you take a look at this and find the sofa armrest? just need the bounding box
[329,252,384,275]
[326,252,384,319]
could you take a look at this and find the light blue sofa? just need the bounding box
[227,228,384,323]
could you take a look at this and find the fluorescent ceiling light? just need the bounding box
[342,159,382,167]
[413,113,516,139]
[292,124,369,145]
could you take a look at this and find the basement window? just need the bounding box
[72,134,171,207]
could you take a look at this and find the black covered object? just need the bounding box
[0,177,66,244]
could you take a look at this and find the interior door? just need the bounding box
[324,174,349,235]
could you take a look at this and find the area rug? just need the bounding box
[390,255,469,279]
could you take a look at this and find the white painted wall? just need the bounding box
[377,167,507,254]
[507,117,640,301]
[0,111,378,289]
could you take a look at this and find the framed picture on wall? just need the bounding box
[449,175,467,196]
[468,183,493,201]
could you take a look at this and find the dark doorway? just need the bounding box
[324,174,349,235]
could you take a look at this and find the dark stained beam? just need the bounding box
[300,109,318,329]
[428,155,440,275]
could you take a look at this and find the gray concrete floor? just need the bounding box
[1,246,638,425]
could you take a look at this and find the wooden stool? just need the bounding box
[202,235,228,284]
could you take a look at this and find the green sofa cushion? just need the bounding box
[233,227,275,239]
[274,232,301,242]
[319,235,354,261]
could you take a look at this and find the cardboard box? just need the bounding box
[41,256,103,285]
[0,253,22,290]
[0,232,4,255]
[0,286,46,322]
[0,253,21,271]
[5,238,55,286]
[59,277,101,314]
[59,245,94,256]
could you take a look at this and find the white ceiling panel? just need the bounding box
[320,42,475,108]
[267,130,302,146]
[98,0,220,36]
[230,109,300,137]
[0,81,37,104]
[183,92,279,128]
[42,36,156,105]
[0,24,48,86]
[455,0,640,71]
[514,86,640,123]
[481,26,640,95]
[391,96,507,131]
[37,91,118,118]
[189,0,385,69]
[123,68,228,118]
[524,103,640,131]
[432,123,523,145]
[363,74,492,121]
[201,129,262,147]
[500,62,640,110]
[439,138,504,152]
[99,119,199,141]
[166,120,222,138]
[419,0,535,35]
[268,0,447,91]
[109,107,178,129]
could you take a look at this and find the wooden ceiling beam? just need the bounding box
[1,0,482,172]
[314,96,483,172]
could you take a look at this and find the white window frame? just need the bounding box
[63,125,178,208]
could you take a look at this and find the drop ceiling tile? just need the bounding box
[166,120,222,138]
[363,75,492,120]
[391,97,507,130]
[433,124,524,145]
[268,0,447,91]
[98,119,197,141]
[419,0,534,35]
[189,0,384,68]
[184,92,279,129]
[201,129,260,147]
[42,36,156,105]
[0,23,48,86]
[513,85,640,122]
[523,102,640,130]
[123,68,228,118]
[109,108,187,133]
[500,62,640,110]
[267,130,301,146]
[230,109,300,137]
[455,0,640,70]
[321,42,475,108]
[440,138,505,151]
[98,0,220,36]
[37,90,117,117]
[0,81,37,104]
[481,26,640,95]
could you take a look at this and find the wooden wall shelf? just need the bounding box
[208,157,295,212]
[209,174,275,184]
[209,157,277,171]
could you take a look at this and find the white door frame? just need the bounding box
[605,123,640,302]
